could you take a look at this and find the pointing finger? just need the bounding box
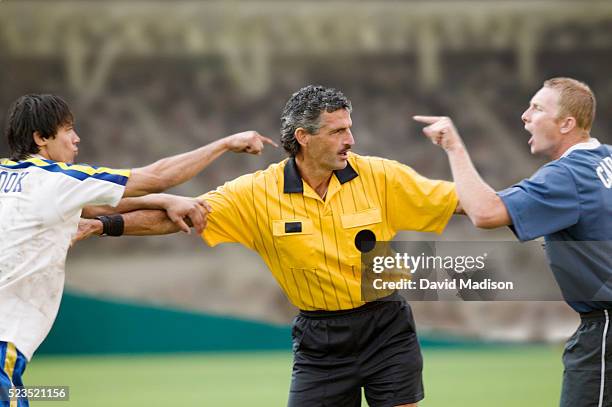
[260,136,279,147]
[413,115,444,125]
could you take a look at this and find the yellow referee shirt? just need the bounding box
[200,153,457,311]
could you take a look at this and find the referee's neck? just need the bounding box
[295,156,333,199]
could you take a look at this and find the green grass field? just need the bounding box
[25,346,562,406]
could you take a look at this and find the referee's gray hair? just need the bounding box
[280,85,352,157]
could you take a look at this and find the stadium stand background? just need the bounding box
[1,0,610,348]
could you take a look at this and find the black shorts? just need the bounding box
[287,293,424,407]
[561,310,611,407]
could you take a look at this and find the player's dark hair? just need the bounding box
[280,85,352,157]
[5,94,74,161]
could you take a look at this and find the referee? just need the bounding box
[93,85,460,406]
[415,77,611,407]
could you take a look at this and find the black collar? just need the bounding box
[283,157,359,194]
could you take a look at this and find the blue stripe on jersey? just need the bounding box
[0,159,129,186]
[0,343,5,373]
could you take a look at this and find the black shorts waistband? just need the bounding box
[579,309,611,321]
[298,292,402,319]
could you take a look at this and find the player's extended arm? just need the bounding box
[76,210,183,242]
[124,131,277,197]
[413,116,511,228]
[82,193,210,234]
[82,193,207,217]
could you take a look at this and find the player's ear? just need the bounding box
[33,131,49,147]
[295,128,310,149]
[559,116,576,134]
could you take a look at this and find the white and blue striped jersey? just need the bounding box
[0,156,130,360]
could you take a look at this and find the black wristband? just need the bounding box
[95,214,124,237]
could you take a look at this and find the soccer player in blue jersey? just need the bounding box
[0,94,275,407]
[415,77,611,407]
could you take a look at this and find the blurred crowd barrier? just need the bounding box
[1,0,609,341]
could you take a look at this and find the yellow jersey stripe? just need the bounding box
[3,342,17,384]
[330,210,356,308]
[2,157,129,178]
[3,343,18,407]
[23,158,130,178]
[2,157,130,184]
[55,162,130,177]
[251,176,271,263]
[366,159,383,209]
[302,269,315,308]
[263,173,292,298]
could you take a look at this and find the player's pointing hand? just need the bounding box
[413,115,463,152]
[225,130,278,155]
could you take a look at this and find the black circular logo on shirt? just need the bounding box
[355,229,376,253]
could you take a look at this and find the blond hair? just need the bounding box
[543,77,596,131]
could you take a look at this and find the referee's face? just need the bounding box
[305,108,354,172]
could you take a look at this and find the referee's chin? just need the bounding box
[333,155,349,170]
[329,161,347,172]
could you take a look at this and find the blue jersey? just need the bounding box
[498,141,612,313]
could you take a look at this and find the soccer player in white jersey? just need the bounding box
[0,94,275,406]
